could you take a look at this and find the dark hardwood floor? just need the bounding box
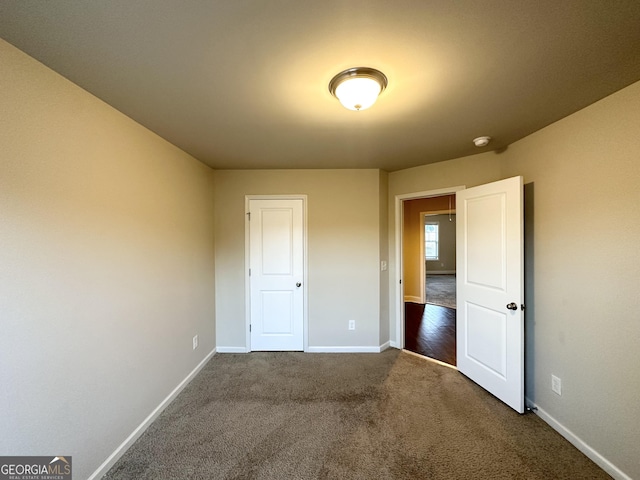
[404,302,456,366]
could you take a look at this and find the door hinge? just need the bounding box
[521,304,526,311]
[399,279,402,284]
[249,324,252,332]
[249,268,251,276]
[246,212,251,221]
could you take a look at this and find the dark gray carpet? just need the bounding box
[426,274,456,309]
[104,350,609,479]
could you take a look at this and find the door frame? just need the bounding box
[394,186,464,349]
[245,194,309,352]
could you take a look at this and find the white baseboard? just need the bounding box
[526,398,630,480]
[426,270,456,275]
[219,345,392,354]
[404,295,422,303]
[216,346,249,353]
[307,345,386,353]
[88,348,217,480]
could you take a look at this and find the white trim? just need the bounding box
[394,186,465,349]
[221,343,393,354]
[426,270,456,275]
[394,196,403,347]
[390,340,400,348]
[88,348,217,480]
[307,345,386,353]
[216,346,250,353]
[245,195,309,353]
[244,198,251,353]
[526,399,631,480]
[418,213,426,303]
[423,215,439,262]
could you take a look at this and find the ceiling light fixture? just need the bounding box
[329,67,388,111]
[473,136,491,147]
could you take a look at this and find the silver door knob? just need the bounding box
[506,302,518,310]
[296,282,302,287]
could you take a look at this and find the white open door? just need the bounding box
[456,176,524,413]
[249,198,304,351]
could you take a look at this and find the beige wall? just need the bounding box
[401,199,423,300]
[214,169,384,350]
[0,40,216,480]
[499,80,640,479]
[378,170,390,345]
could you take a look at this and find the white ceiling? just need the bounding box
[2,1,640,172]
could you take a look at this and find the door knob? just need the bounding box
[296,282,302,287]
[506,302,518,310]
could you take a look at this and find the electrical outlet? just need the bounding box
[551,374,562,395]
[348,320,355,331]
[193,334,199,350]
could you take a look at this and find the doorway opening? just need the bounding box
[397,188,462,367]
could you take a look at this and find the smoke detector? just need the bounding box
[473,136,491,147]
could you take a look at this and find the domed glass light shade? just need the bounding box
[329,67,388,111]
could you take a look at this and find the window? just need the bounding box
[425,222,439,260]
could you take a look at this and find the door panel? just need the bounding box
[457,176,524,413]
[465,302,507,377]
[260,291,294,334]
[261,210,293,275]
[249,199,304,351]
[466,194,506,289]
